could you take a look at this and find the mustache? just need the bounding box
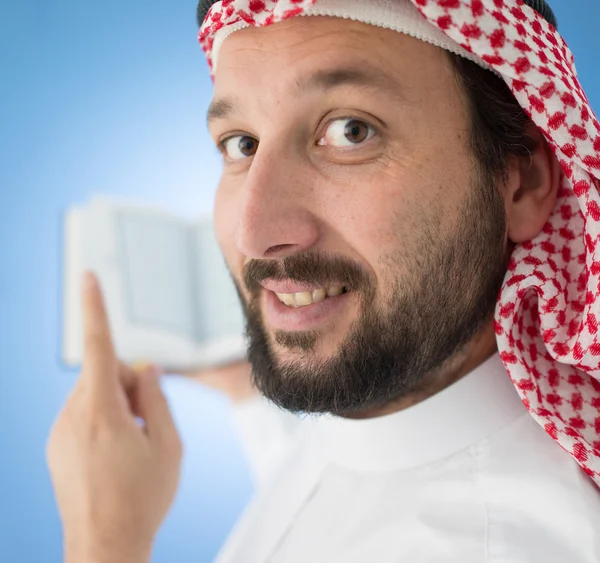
[243,250,371,295]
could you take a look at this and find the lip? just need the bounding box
[264,288,353,332]
[260,280,347,294]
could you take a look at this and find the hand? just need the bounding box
[183,359,258,403]
[46,272,183,563]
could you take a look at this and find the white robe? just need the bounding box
[216,354,600,562]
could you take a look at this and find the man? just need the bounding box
[46,0,600,562]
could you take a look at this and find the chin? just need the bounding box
[269,326,345,358]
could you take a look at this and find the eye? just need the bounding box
[318,118,376,148]
[221,135,259,160]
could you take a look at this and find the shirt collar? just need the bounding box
[309,353,526,471]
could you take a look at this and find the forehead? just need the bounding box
[213,16,449,90]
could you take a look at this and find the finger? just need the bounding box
[135,368,181,449]
[118,361,141,415]
[121,361,160,418]
[81,271,118,399]
[120,362,137,390]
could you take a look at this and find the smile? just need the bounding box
[275,286,348,308]
[264,286,353,332]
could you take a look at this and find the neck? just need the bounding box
[345,318,499,420]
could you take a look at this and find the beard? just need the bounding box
[235,170,508,417]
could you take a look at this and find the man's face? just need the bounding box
[208,17,508,416]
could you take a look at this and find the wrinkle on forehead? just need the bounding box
[224,16,380,58]
[215,16,449,85]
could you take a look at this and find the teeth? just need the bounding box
[312,289,327,303]
[327,286,344,297]
[275,286,345,308]
[295,292,313,306]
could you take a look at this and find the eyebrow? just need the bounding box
[206,66,405,126]
[206,96,237,126]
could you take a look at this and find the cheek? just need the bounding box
[332,168,450,284]
[328,187,409,284]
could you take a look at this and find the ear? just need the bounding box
[505,126,562,244]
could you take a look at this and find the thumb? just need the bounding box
[136,368,181,449]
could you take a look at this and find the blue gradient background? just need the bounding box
[0,1,598,562]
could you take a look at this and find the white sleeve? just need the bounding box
[229,394,305,489]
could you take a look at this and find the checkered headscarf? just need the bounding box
[197,0,600,486]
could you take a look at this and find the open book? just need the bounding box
[61,196,246,372]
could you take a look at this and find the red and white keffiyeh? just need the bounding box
[199,0,600,486]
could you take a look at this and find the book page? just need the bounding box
[117,209,199,339]
[62,206,85,366]
[63,197,246,371]
[64,198,199,370]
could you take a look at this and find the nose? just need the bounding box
[233,148,321,260]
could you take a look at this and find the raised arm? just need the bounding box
[47,272,183,563]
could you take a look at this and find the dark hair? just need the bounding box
[440,0,558,181]
[449,55,540,182]
[197,0,214,27]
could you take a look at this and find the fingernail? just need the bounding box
[134,362,161,378]
[132,361,151,374]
